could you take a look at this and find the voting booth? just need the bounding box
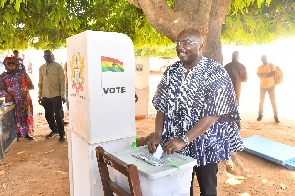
[66,30,136,196]
[135,57,150,117]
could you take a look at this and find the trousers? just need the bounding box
[42,96,65,137]
[190,163,218,196]
[258,86,278,116]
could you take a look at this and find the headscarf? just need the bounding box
[2,57,24,74]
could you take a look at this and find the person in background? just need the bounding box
[10,50,25,71]
[22,54,33,74]
[256,55,279,123]
[224,51,248,129]
[0,57,34,140]
[148,28,244,196]
[38,50,66,142]
[13,50,19,60]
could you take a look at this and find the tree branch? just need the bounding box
[126,0,213,41]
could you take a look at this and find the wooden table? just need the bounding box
[0,105,17,161]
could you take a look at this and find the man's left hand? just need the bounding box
[162,138,186,154]
[62,98,66,104]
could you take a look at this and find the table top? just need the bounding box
[0,104,15,118]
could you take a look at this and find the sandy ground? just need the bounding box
[1,71,295,196]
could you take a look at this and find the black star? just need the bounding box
[112,62,116,67]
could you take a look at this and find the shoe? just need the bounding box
[25,135,34,140]
[59,135,66,142]
[17,134,21,142]
[45,132,58,139]
[274,116,280,123]
[257,115,263,121]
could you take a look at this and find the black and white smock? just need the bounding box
[152,57,244,167]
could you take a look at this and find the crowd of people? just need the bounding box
[0,50,68,142]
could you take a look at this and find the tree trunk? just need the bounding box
[126,0,232,63]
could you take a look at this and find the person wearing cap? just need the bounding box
[38,50,66,142]
[0,56,34,140]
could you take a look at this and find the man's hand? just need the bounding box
[61,97,66,104]
[162,138,186,154]
[147,137,161,154]
[38,97,42,105]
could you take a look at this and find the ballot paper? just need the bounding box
[153,145,163,159]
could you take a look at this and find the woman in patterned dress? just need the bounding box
[0,57,34,140]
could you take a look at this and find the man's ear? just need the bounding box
[199,43,204,51]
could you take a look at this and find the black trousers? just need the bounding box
[258,86,278,116]
[190,163,218,196]
[42,96,65,137]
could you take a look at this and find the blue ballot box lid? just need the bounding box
[111,145,197,180]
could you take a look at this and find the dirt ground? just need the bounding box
[1,70,295,196]
[0,110,295,196]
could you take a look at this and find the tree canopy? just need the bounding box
[0,0,294,57]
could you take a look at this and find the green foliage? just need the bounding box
[0,0,144,51]
[222,0,295,45]
[0,0,295,56]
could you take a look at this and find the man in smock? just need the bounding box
[148,28,244,196]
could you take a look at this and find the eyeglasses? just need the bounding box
[174,41,198,47]
[7,62,15,65]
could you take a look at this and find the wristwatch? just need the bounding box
[181,135,190,145]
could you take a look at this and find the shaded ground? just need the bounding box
[1,70,295,196]
[1,111,295,196]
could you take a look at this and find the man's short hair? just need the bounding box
[232,51,239,58]
[13,50,19,53]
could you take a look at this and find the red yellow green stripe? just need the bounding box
[101,56,124,72]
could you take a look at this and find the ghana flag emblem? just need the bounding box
[101,56,124,72]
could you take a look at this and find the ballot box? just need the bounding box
[111,146,197,196]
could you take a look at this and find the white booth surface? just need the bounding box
[135,57,149,117]
[111,146,197,196]
[66,30,135,144]
[135,88,149,117]
[67,130,134,196]
[66,30,136,196]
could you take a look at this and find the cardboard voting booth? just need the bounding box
[111,146,197,196]
[135,57,150,117]
[66,30,136,196]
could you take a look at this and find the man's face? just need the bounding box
[44,51,53,63]
[175,32,202,66]
[261,56,267,64]
[13,52,19,58]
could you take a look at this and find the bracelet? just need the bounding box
[181,135,190,145]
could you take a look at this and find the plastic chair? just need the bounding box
[96,146,143,196]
